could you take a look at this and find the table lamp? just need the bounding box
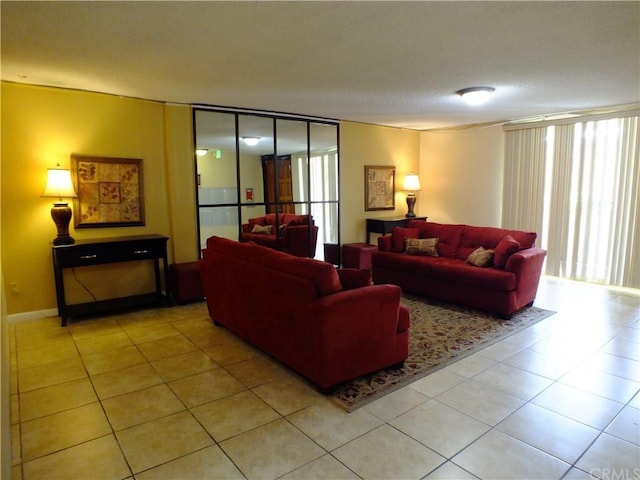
[403,173,421,218]
[41,164,78,245]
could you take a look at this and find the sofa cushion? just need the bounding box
[264,213,279,225]
[407,221,465,258]
[283,213,311,226]
[391,227,419,252]
[267,253,342,296]
[493,235,521,269]
[405,238,439,256]
[248,216,267,227]
[240,232,280,248]
[372,251,437,276]
[432,257,516,291]
[466,247,494,267]
[207,236,342,296]
[458,225,535,260]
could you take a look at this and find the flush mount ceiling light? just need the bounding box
[242,136,260,146]
[195,148,208,156]
[456,86,495,106]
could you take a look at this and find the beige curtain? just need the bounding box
[503,115,639,289]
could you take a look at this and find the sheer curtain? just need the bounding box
[503,114,639,289]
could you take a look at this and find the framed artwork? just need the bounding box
[365,165,395,211]
[71,154,145,228]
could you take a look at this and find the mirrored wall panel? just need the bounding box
[194,108,339,260]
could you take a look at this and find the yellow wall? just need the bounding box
[0,83,423,315]
[1,83,194,315]
[420,126,505,226]
[339,121,420,244]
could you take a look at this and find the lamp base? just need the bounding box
[51,202,75,245]
[405,194,417,218]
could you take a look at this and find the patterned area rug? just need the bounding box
[330,295,555,411]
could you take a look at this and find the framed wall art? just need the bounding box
[365,165,395,211]
[71,154,145,228]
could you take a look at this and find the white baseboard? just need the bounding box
[8,309,58,324]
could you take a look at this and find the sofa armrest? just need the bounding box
[284,225,319,257]
[337,268,371,290]
[377,234,393,252]
[505,247,547,298]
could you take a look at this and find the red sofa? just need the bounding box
[240,213,319,257]
[372,221,547,318]
[200,236,410,391]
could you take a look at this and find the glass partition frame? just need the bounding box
[193,107,340,260]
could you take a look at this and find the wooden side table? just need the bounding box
[365,217,427,244]
[52,234,170,326]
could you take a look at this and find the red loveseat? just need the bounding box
[200,236,410,391]
[372,221,547,318]
[241,213,319,257]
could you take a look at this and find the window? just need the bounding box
[503,114,639,289]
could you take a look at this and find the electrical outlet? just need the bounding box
[10,282,19,294]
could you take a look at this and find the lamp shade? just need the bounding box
[41,165,77,200]
[403,174,421,191]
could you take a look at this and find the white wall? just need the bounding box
[419,125,505,226]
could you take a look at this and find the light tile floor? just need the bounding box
[9,277,640,480]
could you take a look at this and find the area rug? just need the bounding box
[330,295,555,411]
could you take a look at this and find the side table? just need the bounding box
[365,217,427,244]
[52,234,170,326]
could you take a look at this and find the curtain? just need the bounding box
[503,115,639,289]
[502,127,547,234]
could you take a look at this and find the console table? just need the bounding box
[365,217,427,244]
[52,234,170,326]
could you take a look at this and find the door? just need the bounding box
[262,155,295,214]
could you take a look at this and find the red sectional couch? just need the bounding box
[240,213,319,257]
[200,236,410,391]
[372,221,547,318]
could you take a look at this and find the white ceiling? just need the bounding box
[2,1,639,130]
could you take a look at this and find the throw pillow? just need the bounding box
[405,237,439,256]
[251,224,273,234]
[466,246,494,267]
[494,234,521,268]
[391,227,420,252]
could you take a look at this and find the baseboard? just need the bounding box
[8,309,58,324]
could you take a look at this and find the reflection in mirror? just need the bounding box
[194,108,338,260]
[277,119,308,208]
[195,110,238,247]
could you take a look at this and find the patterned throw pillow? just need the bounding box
[251,224,273,234]
[466,246,495,267]
[405,237,439,256]
[391,227,420,252]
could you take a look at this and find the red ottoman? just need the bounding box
[342,243,378,270]
[169,262,204,303]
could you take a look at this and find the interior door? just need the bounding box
[262,155,294,214]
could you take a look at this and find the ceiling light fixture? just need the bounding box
[456,86,495,106]
[242,136,260,146]
[195,149,208,156]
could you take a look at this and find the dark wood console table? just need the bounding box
[365,217,427,244]
[52,234,170,326]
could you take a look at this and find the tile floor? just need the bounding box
[8,277,640,480]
